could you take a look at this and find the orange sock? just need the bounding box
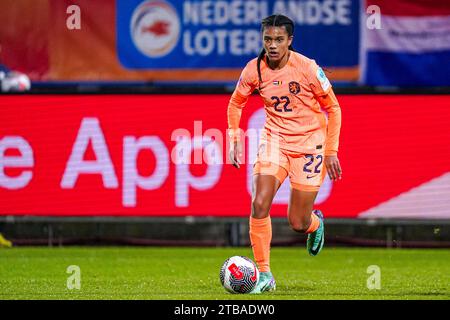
[305,212,320,234]
[249,216,272,272]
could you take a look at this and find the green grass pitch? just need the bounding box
[0,247,448,300]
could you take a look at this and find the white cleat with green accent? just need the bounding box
[250,271,276,294]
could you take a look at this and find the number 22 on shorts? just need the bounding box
[303,154,323,179]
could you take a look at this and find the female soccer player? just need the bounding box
[227,15,342,293]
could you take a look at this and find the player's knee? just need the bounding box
[288,216,311,233]
[251,196,271,219]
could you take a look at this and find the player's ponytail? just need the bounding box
[256,49,265,84]
[257,14,295,85]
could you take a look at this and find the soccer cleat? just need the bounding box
[307,210,324,256]
[250,272,276,294]
[0,233,12,248]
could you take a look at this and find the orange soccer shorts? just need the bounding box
[252,142,327,192]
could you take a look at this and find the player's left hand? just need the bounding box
[325,155,342,181]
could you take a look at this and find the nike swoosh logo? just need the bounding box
[307,174,318,179]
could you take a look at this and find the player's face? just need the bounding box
[262,26,293,63]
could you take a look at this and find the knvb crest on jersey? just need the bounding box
[130,0,180,58]
[289,81,301,94]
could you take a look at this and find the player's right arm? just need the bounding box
[227,62,257,169]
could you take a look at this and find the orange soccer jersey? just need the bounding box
[227,51,342,157]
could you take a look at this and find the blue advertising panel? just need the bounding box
[117,0,359,69]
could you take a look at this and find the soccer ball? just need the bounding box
[219,256,259,294]
[0,71,31,92]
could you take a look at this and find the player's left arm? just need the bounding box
[308,63,342,181]
[316,89,342,181]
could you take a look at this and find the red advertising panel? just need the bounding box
[0,95,449,218]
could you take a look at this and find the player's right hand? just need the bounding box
[229,141,243,169]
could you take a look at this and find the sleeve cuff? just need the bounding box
[228,129,242,142]
[325,150,338,156]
